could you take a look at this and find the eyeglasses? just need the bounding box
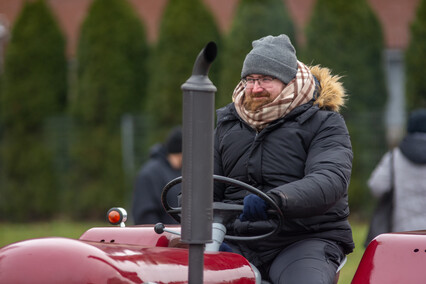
[242,76,276,89]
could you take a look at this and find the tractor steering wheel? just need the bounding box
[161,175,284,241]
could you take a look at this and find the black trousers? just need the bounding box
[266,238,345,284]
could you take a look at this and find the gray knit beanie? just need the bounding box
[241,34,298,84]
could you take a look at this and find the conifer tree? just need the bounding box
[70,0,148,218]
[0,0,67,221]
[405,0,426,110]
[145,0,221,142]
[304,0,386,112]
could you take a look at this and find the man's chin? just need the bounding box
[244,101,269,111]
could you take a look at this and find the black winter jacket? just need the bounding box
[214,66,354,266]
[132,144,181,225]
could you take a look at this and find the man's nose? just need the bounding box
[251,81,264,92]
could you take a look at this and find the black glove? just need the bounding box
[239,194,267,222]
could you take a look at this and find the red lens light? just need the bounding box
[108,210,121,224]
[107,207,127,226]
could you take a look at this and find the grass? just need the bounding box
[339,218,367,283]
[0,220,105,247]
[0,218,367,283]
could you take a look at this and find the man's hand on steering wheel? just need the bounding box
[239,194,268,221]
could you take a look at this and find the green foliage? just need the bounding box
[0,135,58,221]
[0,221,105,247]
[339,218,368,283]
[405,0,426,110]
[304,0,385,112]
[67,126,126,219]
[303,0,387,212]
[0,0,67,221]
[69,0,148,219]
[1,0,66,129]
[145,0,221,142]
[217,0,296,108]
[73,0,148,122]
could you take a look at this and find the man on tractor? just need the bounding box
[213,34,354,284]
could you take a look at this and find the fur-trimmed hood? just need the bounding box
[310,65,347,113]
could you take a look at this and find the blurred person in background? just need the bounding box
[368,109,426,233]
[132,126,182,225]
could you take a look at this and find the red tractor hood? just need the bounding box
[0,227,256,284]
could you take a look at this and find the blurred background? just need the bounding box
[0,0,424,223]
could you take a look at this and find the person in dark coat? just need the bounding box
[214,34,354,283]
[132,126,182,225]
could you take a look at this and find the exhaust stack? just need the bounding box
[180,41,217,284]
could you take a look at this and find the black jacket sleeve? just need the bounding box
[268,112,353,218]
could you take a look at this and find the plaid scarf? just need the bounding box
[233,61,315,131]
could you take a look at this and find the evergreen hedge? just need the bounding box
[145,0,221,142]
[303,0,387,212]
[217,0,296,108]
[69,0,148,219]
[405,0,426,110]
[0,0,67,221]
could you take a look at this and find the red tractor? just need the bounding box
[1,43,426,284]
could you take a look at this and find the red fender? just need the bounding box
[352,231,426,283]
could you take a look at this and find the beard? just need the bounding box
[243,91,273,111]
